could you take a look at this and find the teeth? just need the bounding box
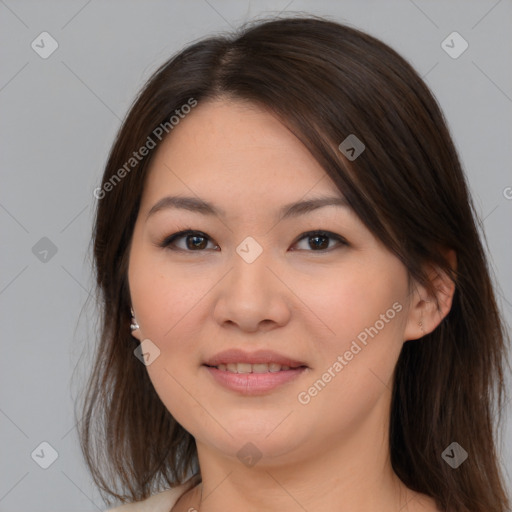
[215,363,293,373]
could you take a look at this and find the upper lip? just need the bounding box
[203,349,308,368]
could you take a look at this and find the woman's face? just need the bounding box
[128,98,418,464]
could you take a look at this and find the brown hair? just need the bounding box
[77,15,511,511]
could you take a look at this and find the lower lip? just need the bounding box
[203,365,308,395]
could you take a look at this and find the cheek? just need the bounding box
[129,245,212,342]
[292,271,408,441]
[304,256,408,348]
[299,257,408,400]
[128,249,210,427]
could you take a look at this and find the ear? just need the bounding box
[403,250,457,341]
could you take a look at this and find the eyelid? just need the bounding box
[158,229,348,252]
[159,229,219,251]
[291,230,348,251]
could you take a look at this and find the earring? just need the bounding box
[130,307,139,331]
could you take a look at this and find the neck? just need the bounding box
[190,395,420,511]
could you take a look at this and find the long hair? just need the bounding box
[77,15,511,511]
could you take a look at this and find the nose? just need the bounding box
[212,244,292,333]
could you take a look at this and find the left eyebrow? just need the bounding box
[145,194,350,221]
[279,195,350,220]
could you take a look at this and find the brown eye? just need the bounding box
[160,230,218,251]
[292,230,348,252]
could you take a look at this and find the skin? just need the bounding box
[128,98,455,512]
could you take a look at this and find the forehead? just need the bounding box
[140,98,342,212]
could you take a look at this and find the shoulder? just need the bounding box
[104,476,200,512]
[105,488,177,512]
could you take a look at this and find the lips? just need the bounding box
[203,348,308,369]
[204,365,308,395]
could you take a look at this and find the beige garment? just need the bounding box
[105,474,201,512]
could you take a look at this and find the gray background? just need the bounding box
[1,0,511,510]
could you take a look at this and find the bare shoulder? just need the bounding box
[105,488,178,512]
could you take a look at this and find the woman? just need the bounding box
[78,16,511,512]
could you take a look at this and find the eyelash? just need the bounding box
[158,229,348,253]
